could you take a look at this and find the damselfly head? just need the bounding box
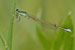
[16,9,20,13]
[16,9,19,11]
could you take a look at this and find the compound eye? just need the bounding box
[16,9,19,11]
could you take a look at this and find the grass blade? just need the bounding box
[6,1,16,50]
[36,25,51,50]
[62,15,74,50]
[53,14,74,50]
[0,33,9,50]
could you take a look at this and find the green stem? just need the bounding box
[7,1,16,50]
[0,33,9,50]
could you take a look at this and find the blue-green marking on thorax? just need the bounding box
[19,13,27,16]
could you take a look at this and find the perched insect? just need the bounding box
[15,9,72,32]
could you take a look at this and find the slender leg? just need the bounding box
[16,13,19,18]
[18,15,20,22]
[14,13,20,22]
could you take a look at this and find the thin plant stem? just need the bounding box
[0,33,9,50]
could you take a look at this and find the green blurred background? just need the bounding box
[0,0,75,50]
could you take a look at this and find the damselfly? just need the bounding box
[15,9,72,32]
